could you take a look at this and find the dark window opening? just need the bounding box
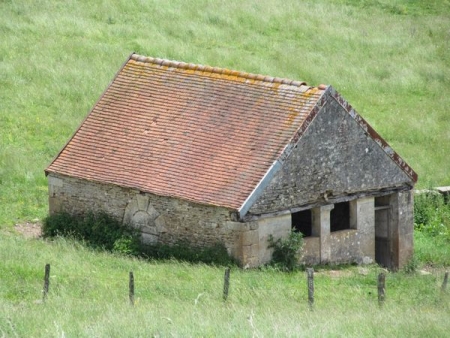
[375,195,390,208]
[330,202,350,232]
[292,209,312,237]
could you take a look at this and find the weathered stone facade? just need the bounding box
[48,172,413,269]
[384,191,414,269]
[298,197,374,265]
[49,173,238,254]
[48,173,287,266]
[249,96,412,216]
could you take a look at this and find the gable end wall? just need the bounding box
[249,95,413,215]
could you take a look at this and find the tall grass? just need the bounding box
[1,0,449,226]
[414,192,450,266]
[415,192,450,238]
[1,230,449,337]
[1,2,449,335]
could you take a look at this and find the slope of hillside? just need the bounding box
[1,0,449,225]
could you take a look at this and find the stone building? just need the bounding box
[46,53,417,269]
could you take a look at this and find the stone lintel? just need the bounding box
[241,229,259,246]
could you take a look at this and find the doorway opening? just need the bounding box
[292,209,312,237]
[375,196,392,268]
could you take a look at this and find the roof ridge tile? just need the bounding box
[131,53,310,88]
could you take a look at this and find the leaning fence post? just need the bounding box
[307,268,314,310]
[377,272,386,306]
[223,267,231,301]
[129,271,135,306]
[43,264,50,302]
[442,272,448,292]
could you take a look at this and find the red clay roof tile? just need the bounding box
[46,54,325,210]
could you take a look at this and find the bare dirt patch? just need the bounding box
[14,221,42,239]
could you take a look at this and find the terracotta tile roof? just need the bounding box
[46,53,325,210]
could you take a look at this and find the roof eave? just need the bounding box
[237,160,283,219]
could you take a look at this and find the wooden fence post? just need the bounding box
[129,271,135,306]
[43,264,50,302]
[307,268,314,310]
[223,267,231,301]
[377,272,386,306]
[442,272,448,292]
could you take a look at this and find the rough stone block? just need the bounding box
[240,244,259,267]
[225,221,246,231]
[300,236,320,265]
[48,175,63,187]
[141,232,158,245]
[241,230,259,246]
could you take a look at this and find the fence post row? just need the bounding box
[41,265,449,308]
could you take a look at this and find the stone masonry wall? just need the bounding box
[48,173,248,260]
[47,176,410,268]
[390,190,414,269]
[249,96,412,215]
[48,173,300,267]
[299,197,375,266]
[256,214,291,265]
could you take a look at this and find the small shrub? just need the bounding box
[414,191,442,226]
[140,241,235,266]
[43,211,140,253]
[267,231,303,271]
[42,211,78,238]
[113,235,140,255]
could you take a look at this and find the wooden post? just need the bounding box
[307,268,314,310]
[442,272,448,292]
[223,267,231,301]
[129,271,135,306]
[377,272,386,306]
[43,264,50,302]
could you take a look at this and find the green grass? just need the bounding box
[1,230,449,337]
[415,231,450,267]
[1,2,450,334]
[0,0,449,226]
[413,192,450,266]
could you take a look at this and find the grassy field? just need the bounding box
[1,1,450,336]
[1,0,449,226]
[1,230,449,337]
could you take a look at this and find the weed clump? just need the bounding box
[141,241,235,266]
[267,230,303,271]
[414,192,450,241]
[403,255,419,274]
